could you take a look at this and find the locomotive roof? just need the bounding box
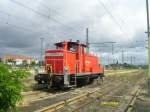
[55,41,87,47]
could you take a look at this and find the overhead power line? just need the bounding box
[0,18,78,39]
[89,42,116,54]
[97,0,125,33]
[0,10,82,38]
[0,10,37,26]
[89,42,116,44]
[34,0,85,30]
[96,0,136,50]
[8,0,83,34]
[35,0,66,19]
[0,19,33,32]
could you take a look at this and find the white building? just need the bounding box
[3,54,33,65]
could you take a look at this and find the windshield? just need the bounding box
[68,43,78,52]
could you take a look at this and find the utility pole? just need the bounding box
[108,56,110,65]
[86,28,89,53]
[112,42,114,55]
[46,43,50,50]
[133,57,136,65]
[40,38,44,66]
[131,56,133,65]
[122,50,124,64]
[146,0,150,95]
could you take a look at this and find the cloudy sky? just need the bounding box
[0,0,148,65]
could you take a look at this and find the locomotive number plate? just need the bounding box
[46,52,63,56]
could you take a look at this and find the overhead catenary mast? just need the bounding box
[40,38,44,66]
[86,28,89,53]
[146,0,150,95]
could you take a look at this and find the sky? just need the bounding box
[0,0,148,65]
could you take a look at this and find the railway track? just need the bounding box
[20,71,114,106]
[35,76,138,112]
[19,74,123,112]
[21,70,139,100]
[34,71,145,112]
[19,70,145,112]
[35,79,123,112]
[124,87,141,112]
[71,79,145,112]
[67,82,143,112]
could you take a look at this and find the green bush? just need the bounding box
[0,63,28,112]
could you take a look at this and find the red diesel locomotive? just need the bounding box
[35,40,104,88]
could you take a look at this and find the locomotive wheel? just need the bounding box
[38,81,42,84]
[76,77,89,87]
[89,78,94,84]
[86,77,90,84]
[76,79,83,87]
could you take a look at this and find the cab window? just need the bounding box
[67,43,78,52]
[56,43,64,50]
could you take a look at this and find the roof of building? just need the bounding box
[4,55,32,60]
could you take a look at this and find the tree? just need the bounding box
[0,63,28,112]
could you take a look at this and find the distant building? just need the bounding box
[3,54,33,65]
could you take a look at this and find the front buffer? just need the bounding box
[34,73,67,89]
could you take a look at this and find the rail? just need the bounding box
[35,83,143,112]
[35,88,101,112]
[35,81,123,112]
[125,87,141,112]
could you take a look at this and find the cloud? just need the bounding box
[0,0,147,64]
